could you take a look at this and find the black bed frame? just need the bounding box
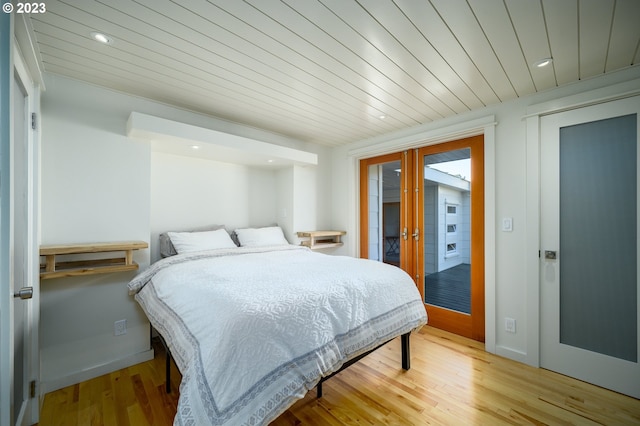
[157,331,411,397]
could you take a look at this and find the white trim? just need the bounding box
[524,79,640,118]
[348,116,496,158]
[483,123,497,355]
[524,77,640,368]
[347,116,497,354]
[524,113,541,367]
[495,345,528,364]
[0,13,12,426]
[40,349,154,395]
[13,16,44,89]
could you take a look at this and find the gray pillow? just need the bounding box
[159,224,227,257]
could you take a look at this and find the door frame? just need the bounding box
[15,40,40,425]
[0,12,12,426]
[1,16,41,425]
[524,79,640,368]
[349,115,496,352]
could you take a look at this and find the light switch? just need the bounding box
[502,217,513,232]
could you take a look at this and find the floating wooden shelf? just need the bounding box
[297,231,346,250]
[39,241,148,280]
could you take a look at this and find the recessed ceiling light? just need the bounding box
[379,115,386,119]
[190,145,200,150]
[91,32,113,45]
[267,159,275,163]
[534,57,553,68]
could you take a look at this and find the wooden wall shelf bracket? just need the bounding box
[39,241,148,280]
[297,231,346,250]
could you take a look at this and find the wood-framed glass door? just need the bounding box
[416,135,484,341]
[359,135,485,342]
[359,151,415,274]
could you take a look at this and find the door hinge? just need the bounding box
[30,380,36,398]
[31,112,37,130]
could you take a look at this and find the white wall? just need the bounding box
[367,165,381,260]
[150,152,278,261]
[424,186,437,274]
[330,66,640,365]
[438,186,466,271]
[40,76,153,392]
[40,74,331,391]
[459,191,471,265]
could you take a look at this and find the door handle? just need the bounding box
[412,228,420,241]
[401,227,408,240]
[14,287,33,300]
[544,250,557,260]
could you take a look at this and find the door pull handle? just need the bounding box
[14,287,33,300]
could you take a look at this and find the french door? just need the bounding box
[360,151,413,272]
[540,96,640,398]
[360,136,485,341]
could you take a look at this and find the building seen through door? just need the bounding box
[422,149,471,314]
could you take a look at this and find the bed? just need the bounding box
[128,227,427,425]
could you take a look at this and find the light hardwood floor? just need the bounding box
[39,326,640,425]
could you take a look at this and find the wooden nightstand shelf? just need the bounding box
[39,241,148,280]
[297,231,346,250]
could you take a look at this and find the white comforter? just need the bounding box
[128,245,427,426]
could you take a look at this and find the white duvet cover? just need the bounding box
[128,245,427,426]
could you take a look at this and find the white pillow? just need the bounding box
[234,226,289,247]
[168,228,237,253]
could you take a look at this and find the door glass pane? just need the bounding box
[423,149,471,313]
[367,161,401,266]
[559,114,637,362]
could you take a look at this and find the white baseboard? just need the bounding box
[495,344,528,364]
[41,348,154,395]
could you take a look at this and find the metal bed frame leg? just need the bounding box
[401,332,410,370]
[315,332,411,398]
[153,328,172,394]
[166,348,171,393]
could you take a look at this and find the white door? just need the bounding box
[12,64,34,426]
[1,24,39,424]
[540,95,640,398]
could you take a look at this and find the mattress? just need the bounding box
[128,245,427,425]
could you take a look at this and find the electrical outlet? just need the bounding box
[505,317,516,333]
[114,319,127,336]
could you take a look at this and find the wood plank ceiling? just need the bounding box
[27,0,640,146]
